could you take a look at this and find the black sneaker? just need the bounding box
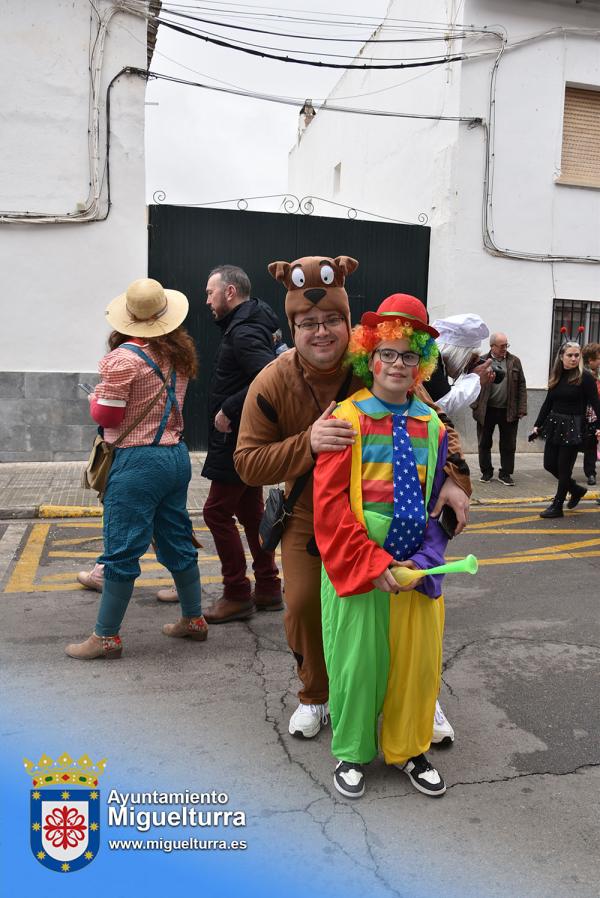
[334,761,365,799]
[587,476,596,486]
[498,473,515,486]
[479,472,494,483]
[397,754,446,797]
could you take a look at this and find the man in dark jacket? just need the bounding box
[202,265,282,622]
[471,333,528,486]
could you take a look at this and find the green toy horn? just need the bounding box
[392,554,478,587]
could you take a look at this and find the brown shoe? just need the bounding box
[204,597,255,624]
[253,592,284,612]
[162,616,208,641]
[156,585,179,603]
[77,564,104,592]
[65,633,122,660]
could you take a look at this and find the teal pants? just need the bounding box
[95,443,200,635]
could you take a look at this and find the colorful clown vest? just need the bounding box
[333,387,442,551]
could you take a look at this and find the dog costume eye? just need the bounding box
[320,264,335,285]
[291,267,305,287]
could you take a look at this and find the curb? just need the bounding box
[0,506,39,520]
[39,504,102,518]
[1,494,599,520]
[0,505,208,520]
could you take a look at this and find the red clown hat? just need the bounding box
[361,293,439,338]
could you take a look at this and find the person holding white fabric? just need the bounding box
[421,313,492,745]
[429,314,494,416]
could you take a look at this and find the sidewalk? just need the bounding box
[0,452,598,518]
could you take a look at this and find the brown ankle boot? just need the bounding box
[65,633,122,660]
[162,616,208,641]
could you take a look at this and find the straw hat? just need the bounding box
[105,278,189,337]
[361,293,439,338]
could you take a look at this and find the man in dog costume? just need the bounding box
[234,256,471,741]
[314,294,448,799]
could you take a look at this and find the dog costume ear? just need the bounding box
[334,256,359,277]
[268,261,291,284]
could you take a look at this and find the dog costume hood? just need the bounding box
[268,255,358,332]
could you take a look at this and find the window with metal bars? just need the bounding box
[551,298,600,368]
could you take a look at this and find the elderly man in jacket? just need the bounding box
[472,333,528,486]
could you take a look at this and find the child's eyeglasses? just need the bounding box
[373,348,421,367]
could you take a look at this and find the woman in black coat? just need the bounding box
[532,341,600,518]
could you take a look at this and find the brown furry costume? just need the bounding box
[234,255,471,704]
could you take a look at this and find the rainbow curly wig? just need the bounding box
[345,319,439,388]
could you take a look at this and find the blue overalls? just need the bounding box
[95,346,201,636]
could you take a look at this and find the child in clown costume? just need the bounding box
[313,294,449,799]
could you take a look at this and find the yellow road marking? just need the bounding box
[29,575,230,593]
[50,521,213,531]
[467,514,544,530]
[4,525,50,593]
[477,549,600,566]
[467,508,600,531]
[49,551,156,560]
[53,536,104,546]
[467,529,600,535]
[505,537,600,557]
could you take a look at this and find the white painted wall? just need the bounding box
[0,0,148,372]
[288,0,600,389]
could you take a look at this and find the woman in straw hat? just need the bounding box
[66,278,208,659]
[313,294,449,800]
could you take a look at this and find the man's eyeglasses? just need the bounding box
[373,348,421,367]
[295,315,346,332]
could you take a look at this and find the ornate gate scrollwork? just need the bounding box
[151,191,428,225]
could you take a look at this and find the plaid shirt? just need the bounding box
[93,344,188,447]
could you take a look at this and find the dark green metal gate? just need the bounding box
[148,204,430,450]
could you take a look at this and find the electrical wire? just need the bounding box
[142,27,448,103]
[155,8,472,43]
[139,66,482,124]
[156,14,470,61]
[149,16,469,69]
[133,0,490,32]
[481,26,600,263]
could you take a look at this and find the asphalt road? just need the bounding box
[2,502,599,898]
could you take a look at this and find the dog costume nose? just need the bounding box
[304,288,326,303]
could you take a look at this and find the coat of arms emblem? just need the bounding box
[24,752,105,873]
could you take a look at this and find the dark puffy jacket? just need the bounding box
[201,298,279,482]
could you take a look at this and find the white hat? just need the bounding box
[432,313,489,349]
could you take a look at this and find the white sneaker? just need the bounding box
[288,702,329,739]
[432,700,455,744]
